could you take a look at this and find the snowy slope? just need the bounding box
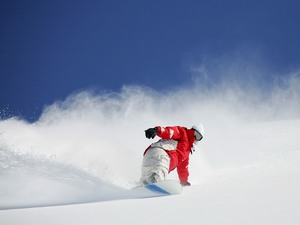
[1,120,299,225]
[1,82,300,224]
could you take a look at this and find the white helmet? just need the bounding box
[192,124,204,141]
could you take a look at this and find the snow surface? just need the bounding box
[1,74,300,224]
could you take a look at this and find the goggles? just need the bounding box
[194,130,203,141]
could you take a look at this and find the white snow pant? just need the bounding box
[141,147,170,185]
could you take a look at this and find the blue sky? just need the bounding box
[1,0,300,121]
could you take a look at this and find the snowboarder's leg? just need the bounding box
[141,147,170,185]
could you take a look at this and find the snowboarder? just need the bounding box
[141,125,204,186]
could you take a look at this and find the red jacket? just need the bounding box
[144,126,195,183]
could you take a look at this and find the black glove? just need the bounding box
[180,181,191,187]
[145,127,158,139]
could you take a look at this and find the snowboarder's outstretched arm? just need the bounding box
[154,126,183,140]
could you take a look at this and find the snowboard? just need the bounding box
[143,180,183,195]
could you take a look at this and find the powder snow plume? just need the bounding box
[1,58,300,209]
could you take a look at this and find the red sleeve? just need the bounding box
[177,158,189,183]
[156,126,182,140]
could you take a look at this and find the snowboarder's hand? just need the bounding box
[145,127,158,139]
[180,181,191,187]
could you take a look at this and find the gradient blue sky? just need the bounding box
[1,0,300,121]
